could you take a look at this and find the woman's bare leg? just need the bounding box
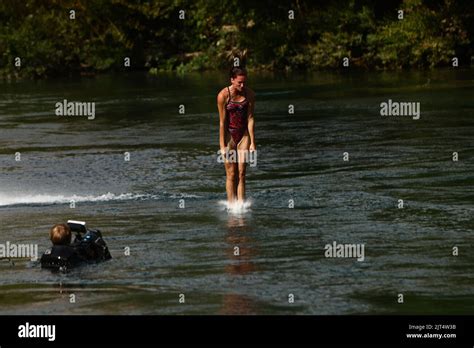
[237,162,247,202]
[236,133,250,203]
[224,161,238,203]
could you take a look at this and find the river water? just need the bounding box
[0,69,472,314]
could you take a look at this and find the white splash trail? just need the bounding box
[0,192,155,207]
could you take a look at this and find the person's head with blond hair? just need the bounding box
[50,223,71,245]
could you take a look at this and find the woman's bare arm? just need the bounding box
[217,90,227,153]
[247,89,256,150]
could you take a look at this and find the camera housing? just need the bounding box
[67,220,87,234]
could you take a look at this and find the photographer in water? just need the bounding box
[41,220,111,271]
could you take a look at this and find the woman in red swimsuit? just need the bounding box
[217,67,256,204]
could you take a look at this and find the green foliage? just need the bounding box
[367,0,468,68]
[0,0,472,79]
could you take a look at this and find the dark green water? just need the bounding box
[0,69,473,314]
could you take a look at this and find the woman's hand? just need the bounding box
[249,143,256,152]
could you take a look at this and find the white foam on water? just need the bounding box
[168,193,202,199]
[0,192,155,207]
[218,199,252,214]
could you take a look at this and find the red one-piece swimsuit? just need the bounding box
[226,86,249,145]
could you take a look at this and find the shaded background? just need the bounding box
[0,0,473,79]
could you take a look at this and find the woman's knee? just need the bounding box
[226,166,237,181]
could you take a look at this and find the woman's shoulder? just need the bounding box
[217,87,229,103]
[217,86,230,99]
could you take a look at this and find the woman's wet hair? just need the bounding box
[230,66,247,79]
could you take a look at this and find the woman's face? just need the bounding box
[231,74,247,93]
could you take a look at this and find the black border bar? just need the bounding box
[1,315,473,346]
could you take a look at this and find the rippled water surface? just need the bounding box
[0,70,473,314]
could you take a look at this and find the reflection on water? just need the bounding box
[220,294,257,315]
[226,212,247,229]
[221,212,258,314]
[225,212,257,275]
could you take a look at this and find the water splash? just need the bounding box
[218,199,252,214]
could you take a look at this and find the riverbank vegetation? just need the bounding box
[0,0,472,79]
